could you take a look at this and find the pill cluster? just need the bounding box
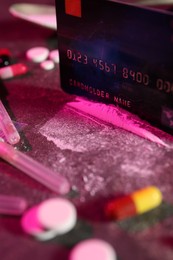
[26,46,59,70]
[20,196,117,260]
[0,48,28,80]
[0,46,59,80]
[21,197,77,240]
[0,185,164,260]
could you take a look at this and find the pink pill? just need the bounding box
[37,197,77,235]
[49,49,59,63]
[21,205,43,235]
[69,239,117,260]
[21,203,63,241]
[40,60,54,70]
[26,47,49,63]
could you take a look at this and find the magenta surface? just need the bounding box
[0,1,173,260]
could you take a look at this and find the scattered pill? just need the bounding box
[26,46,49,63]
[21,204,58,240]
[37,197,77,235]
[21,205,43,235]
[49,49,59,63]
[0,195,27,215]
[40,60,55,70]
[21,197,77,241]
[69,239,117,260]
[105,186,162,220]
[0,63,28,79]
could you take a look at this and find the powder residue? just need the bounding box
[39,117,87,152]
[67,97,172,148]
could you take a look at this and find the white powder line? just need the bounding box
[44,134,86,153]
[67,98,172,148]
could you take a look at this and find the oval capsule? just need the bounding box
[105,186,162,220]
[0,63,28,79]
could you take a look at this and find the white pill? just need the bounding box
[49,49,59,63]
[69,239,117,260]
[21,205,43,235]
[26,47,49,63]
[37,198,77,235]
[40,60,55,70]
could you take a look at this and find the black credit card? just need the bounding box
[56,0,173,134]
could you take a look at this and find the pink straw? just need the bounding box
[0,139,70,194]
[0,100,20,144]
[0,194,27,215]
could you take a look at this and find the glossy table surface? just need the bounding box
[0,1,173,259]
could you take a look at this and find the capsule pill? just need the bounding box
[0,63,28,79]
[105,186,162,220]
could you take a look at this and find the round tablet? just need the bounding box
[40,60,55,70]
[37,198,77,235]
[21,203,64,241]
[49,49,59,63]
[69,239,117,260]
[21,205,43,235]
[26,47,49,63]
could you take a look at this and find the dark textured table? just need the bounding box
[1,1,173,259]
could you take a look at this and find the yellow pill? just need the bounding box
[131,186,162,214]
